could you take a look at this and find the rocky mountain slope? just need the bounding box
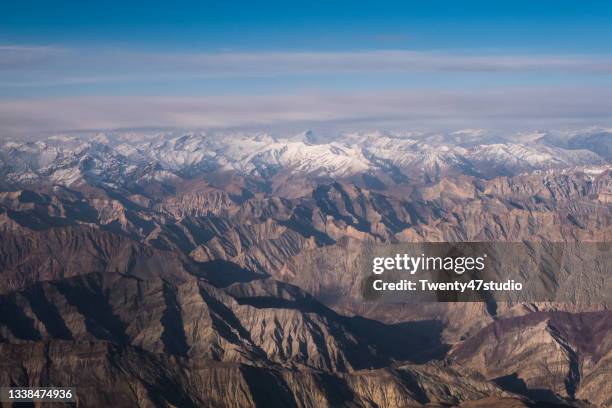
[4,272,606,407]
[0,128,610,406]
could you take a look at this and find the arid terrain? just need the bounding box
[0,128,611,407]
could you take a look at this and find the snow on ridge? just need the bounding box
[0,128,608,186]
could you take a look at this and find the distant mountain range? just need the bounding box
[1,127,609,193]
[0,127,610,407]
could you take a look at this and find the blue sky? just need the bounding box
[3,1,612,51]
[1,1,612,136]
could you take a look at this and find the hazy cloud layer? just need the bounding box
[1,45,611,136]
[0,45,69,69]
[1,46,612,87]
[2,87,612,137]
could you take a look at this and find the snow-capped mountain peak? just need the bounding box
[0,127,607,190]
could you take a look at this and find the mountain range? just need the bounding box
[0,127,610,407]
